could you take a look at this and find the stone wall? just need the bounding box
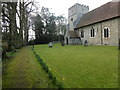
[102,18,118,46]
[79,23,102,45]
[79,18,119,46]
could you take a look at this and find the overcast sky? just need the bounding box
[35,0,112,18]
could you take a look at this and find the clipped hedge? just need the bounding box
[33,34,64,44]
[32,48,64,88]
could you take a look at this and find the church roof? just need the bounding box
[75,1,120,29]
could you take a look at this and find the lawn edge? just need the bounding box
[32,47,64,89]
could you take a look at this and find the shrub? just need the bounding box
[60,41,64,46]
[52,76,57,85]
[34,34,65,45]
[57,82,64,88]
[48,71,53,79]
[34,34,58,44]
[2,41,8,59]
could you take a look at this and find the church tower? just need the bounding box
[65,3,89,45]
[68,3,89,31]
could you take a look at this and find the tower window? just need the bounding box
[71,18,73,21]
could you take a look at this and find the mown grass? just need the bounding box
[34,44,118,88]
[3,46,56,88]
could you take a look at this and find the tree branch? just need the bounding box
[25,2,32,8]
[16,9,20,18]
[2,18,10,23]
[2,11,10,20]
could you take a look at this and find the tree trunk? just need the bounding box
[22,2,28,46]
[24,14,28,46]
[19,1,23,47]
[7,3,15,51]
[10,2,18,51]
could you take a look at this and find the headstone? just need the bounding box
[84,40,88,46]
[49,42,53,48]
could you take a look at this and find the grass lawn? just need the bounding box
[3,46,56,88]
[34,44,118,88]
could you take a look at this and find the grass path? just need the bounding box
[3,46,55,88]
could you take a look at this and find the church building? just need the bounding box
[65,1,120,46]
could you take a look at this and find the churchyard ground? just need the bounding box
[34,44,118,88]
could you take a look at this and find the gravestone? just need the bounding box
[49,42,53,48]
[84,40,88,46]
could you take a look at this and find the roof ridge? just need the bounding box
[75,1,119,28]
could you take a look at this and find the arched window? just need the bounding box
[103,27,110,38]
[81,30,84,38]
[90,27,95,38]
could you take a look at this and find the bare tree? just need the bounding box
[56,15,67,36]
[2,0,37,51]
[2,2,18,51]
[21,0,36,45]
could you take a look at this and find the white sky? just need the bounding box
[35,0,112,18]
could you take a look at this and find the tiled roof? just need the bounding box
[75,1,120,29]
